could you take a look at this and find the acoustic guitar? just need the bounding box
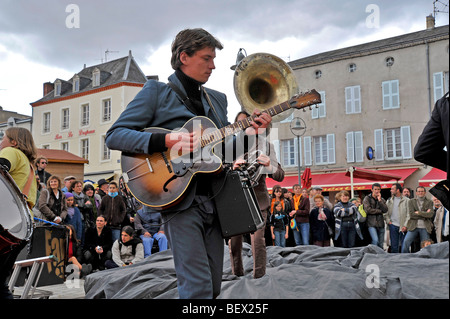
[121,90,321,209]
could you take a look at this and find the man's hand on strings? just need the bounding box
[165,131,200,154]
[245,109,272,135]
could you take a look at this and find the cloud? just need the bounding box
[0,0,447,116]
[0,0,435,68]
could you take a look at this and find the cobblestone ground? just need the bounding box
[12,279,85,299]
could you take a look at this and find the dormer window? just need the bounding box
[348,63,357,73]
[92,68,100,87]
[54,80,62,96]
[73,75,80,92]
[315,70,322,79]
[385,57,395,67]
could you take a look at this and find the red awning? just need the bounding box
[419,167,446,187]
[266,168,418,191]
[345,167,402,181]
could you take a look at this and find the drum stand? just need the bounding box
[8,255,57,299]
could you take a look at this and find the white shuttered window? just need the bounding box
[346,131,364,163]
[382,80,400,109]
[345,86,361,114]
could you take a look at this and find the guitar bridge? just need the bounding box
[161,152,172,173]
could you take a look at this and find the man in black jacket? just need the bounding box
[35,156,52,185]
[99,181,127,243]
[414,92,449,210]
[414,92,449,180]
[363,183,388,249]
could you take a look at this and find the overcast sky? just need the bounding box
[0,0,448,120]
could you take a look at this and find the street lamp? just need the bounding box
[290,117,307,185]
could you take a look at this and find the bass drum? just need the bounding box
[0,167,33,241]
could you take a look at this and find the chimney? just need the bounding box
[426,14,435,30]
[43,82,54,96]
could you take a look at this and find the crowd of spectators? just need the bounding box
[31,156,448,281]
[266,182,448,252]
[31,158,168,279]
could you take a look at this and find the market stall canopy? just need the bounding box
[345,166,402,181]
[266,168,418,191]
[419,167,447,187]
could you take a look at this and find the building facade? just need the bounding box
[31,51,151,183]
[0,107,32,140]
[269,22,449,199]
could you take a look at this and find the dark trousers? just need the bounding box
[83,250,112,270]
[340,221,356,248]
[229,209,267,279]
[163,202,224,299]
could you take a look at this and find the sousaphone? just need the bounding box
[233,52,299,122]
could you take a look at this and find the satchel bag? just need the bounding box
[357,205,367,223]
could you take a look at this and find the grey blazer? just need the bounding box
[106,73,229,212]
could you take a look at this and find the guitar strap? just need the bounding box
[167,81,225,128]
[202,87,225,128]
[167,81,200,117]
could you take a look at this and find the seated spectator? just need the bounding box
[105,226,144,268]
[310,195,334,247]
[83,215,113,271]
[64,192,83,241]
[66,224,91,278]
[134,206,168,257]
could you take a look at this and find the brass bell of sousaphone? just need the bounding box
[233,52,299,122]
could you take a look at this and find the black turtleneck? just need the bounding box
[175,69,205,116]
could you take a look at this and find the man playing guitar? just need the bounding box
[106,28,271,299]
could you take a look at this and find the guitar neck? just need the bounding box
[201,101,291,147]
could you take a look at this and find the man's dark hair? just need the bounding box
[171,28,223,70]
[109,181,118,188]
[372,183,381,189]
[392,182,403,193]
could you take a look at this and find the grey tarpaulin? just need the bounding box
[84,241,449,299]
